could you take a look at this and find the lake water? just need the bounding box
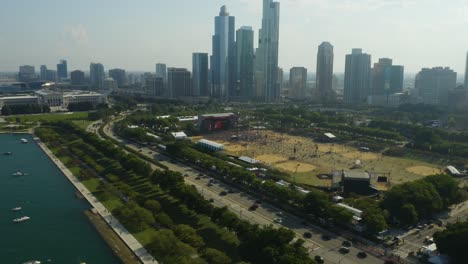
[0,134,121,264]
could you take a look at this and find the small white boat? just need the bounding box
[12,171,28,176]
[3,151,12,155]
[11,206,22,211]
[23,261,41,264]
[13,216,30,223]
[21,138,29,143]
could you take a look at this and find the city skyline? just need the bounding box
[1,0,467,74]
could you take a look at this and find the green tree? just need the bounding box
[174,224,205,249]
[399,204,418,225]
[201,248,232,264]
[434,221,468,263]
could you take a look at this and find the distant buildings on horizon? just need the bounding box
[5,0,468,108]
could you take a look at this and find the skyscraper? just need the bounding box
[168,68,192,99]
[371,58,404,96]
[71,70,86,86]
[192,53,209,97]
[236,26,255,100]
[344,49,371,104]
[289,67,307,100]
[109,69,127,87]
[211,5,235,99]
[255,0,280,102]
[465,52,468,89]
[156,63,167,83]
[90,63,105,90]
[415,67,456,106]
[40,65,48,81]
[57,60,68,80]
[18,65,36,82]
[46,70,58,82]
[316,42,335,103]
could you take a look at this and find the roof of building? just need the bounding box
[344,171,370,180]
[238,156,261,164]
[337,203,363,217]
[446,166,461,175]
[0,95,38,100]
[171,132,187,138]
[198,139,224,149]
[324,132,336,139]
[200,113,236,118]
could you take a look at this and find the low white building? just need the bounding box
[197,139,224,151]
[0,95,39,108]
[62,91,107,107]
[35,90,63,106]
[171,132,187,140]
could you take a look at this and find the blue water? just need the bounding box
[0,134,121,264]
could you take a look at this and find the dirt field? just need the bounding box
[200,130,442,188]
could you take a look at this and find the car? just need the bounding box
[274,218,283,224]
[195,176,201,180]
[207,183,213,187]
[303,232,312,238]
[219,191,228,196]
[342,240,353,247]
[276,212,284,217]
[208,198,214,203]
[249,204,259,211]
[339,247,350,254]
[183,173,189,177]
[198,173,204,176]
[227,189,235,194]
[314,255,324,263]
[321,234,331,241]
[357,251,367,258]
[138,149,142,152]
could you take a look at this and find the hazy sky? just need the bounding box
[1,0,467,74]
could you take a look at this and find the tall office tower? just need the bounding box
[90,63,105,89]
[211,5,235,99]
[108,69,127,87]
[277,67,284,92]
[465,52,468,89]
[145,74,163,96]
[289,67,307,99]
[415,67,456,106]
[371,58,404,96]
[255,0,280,101]
[236,26,255,99]
[40,65,48,81]
[344,49,371,104]
[18,65,36,82]
[156,63,167,83]
[167,68,192,99]
[192,53,209,97]
[70,70,86,85]
[316,42,335,103]
[57,60,68,80]
[46,70,58,82]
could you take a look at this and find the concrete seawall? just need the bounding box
[33,135,158,264]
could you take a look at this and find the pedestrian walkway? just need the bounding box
[34,136,158,264]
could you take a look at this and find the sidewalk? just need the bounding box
[34,136,158,264]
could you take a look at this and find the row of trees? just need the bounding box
[434,221,468,262]
[37,122,316,263]
[382,174,466,225]
[1,104,50,116]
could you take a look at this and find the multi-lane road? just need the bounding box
[98,119,387,264]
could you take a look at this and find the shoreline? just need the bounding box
[33,134,158,264]
[84,210,141,264]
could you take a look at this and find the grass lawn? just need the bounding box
[103,198,125,212]
[82,178,101,193]
[68,166,81,177]
[8,112,89,123]
[72,120,93,130]
[134,228,159,246]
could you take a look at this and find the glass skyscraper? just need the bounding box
[316,42,335,103]
[211,5,235,99]
[255,0,280,102]
[192,53,209,97]
[236,26,254,100]
[344,49,371,104]
[90,63,105,90]
[57,60,68,80]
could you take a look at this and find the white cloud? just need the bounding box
[64,24,89,45]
